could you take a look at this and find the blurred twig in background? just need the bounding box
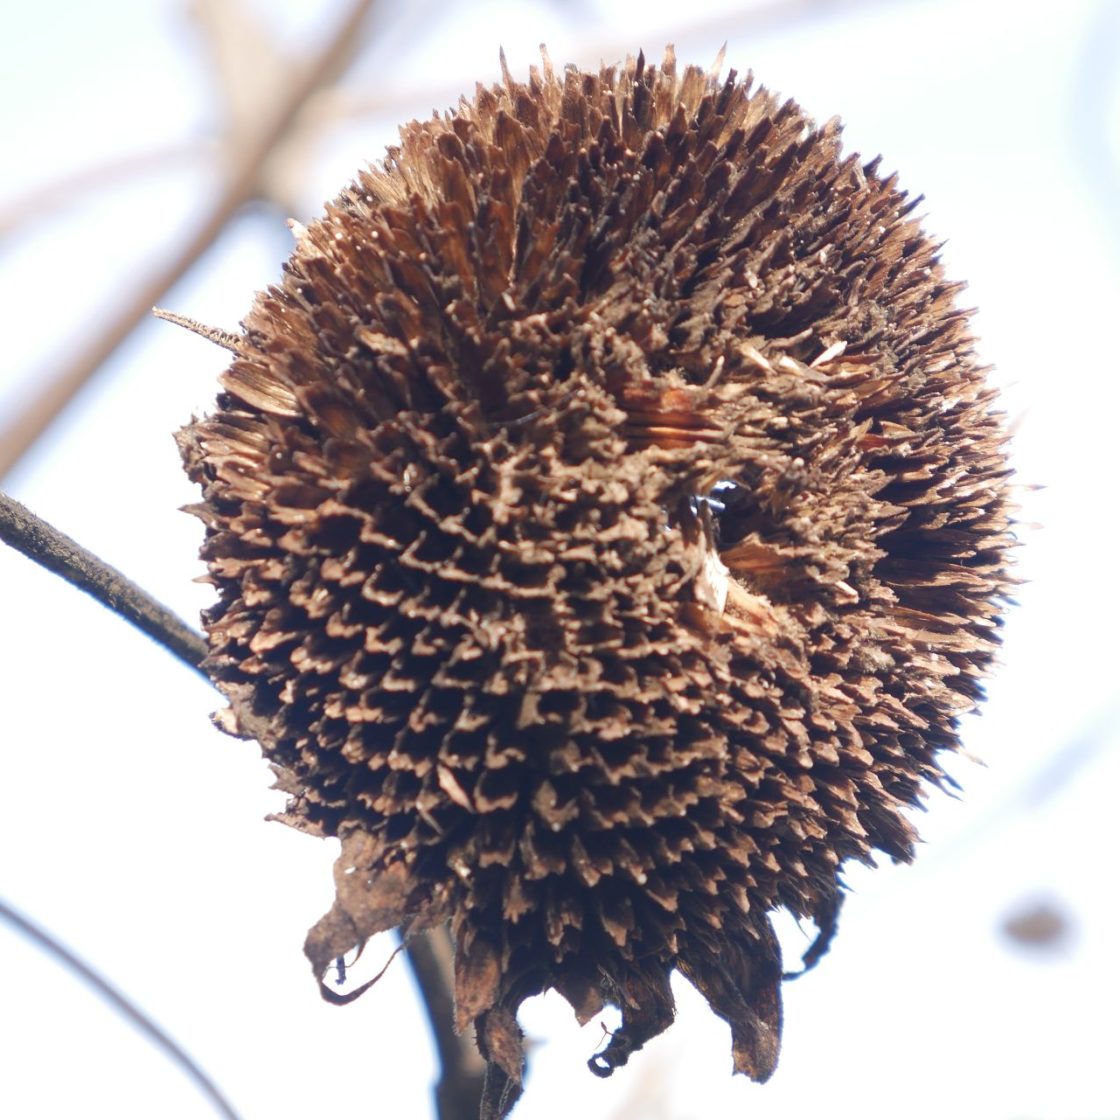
[0,896,243,1120]
[0,0,379,481]
[405,923,489,1119]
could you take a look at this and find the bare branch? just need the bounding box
[2,488,480,1117]
[0,0,381,481]
[0,140,212,245]
[0,489,207,674]
[0,895,242,1120]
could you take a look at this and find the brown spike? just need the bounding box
[153,307,242,353]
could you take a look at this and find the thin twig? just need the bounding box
[0,896,242,1120]
[0,490,207,674]
[0,0,381,482]
[2,489,483,1117]
[405,925,488,1120]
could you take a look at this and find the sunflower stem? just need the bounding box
[404,925,488,1120]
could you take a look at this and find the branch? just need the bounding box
[405,925,487,1120]
[2,489,484,1118]
[0,490,207,674]
[0,896,242,1120]
[0,0,381,482]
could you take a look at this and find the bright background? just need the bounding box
[1,1,1118,1117]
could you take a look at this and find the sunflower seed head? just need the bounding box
[178,46,1013,1116]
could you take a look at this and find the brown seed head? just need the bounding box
[178,47,1013,1115]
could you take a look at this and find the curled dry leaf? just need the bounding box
[178,46,1013,1118]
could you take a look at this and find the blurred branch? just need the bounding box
[0,0,911,263]
[0,0,381,482]
[0,140,212,245]
[0,490,208,673]
[405,925,488,1120]
[0,895,242,1120]
[1,0,905,271]
[2,488,481,1118]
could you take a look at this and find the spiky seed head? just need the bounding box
[178,46,1013,1117]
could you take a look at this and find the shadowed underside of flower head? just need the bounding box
[178,46,1012,1118]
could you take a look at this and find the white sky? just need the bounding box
[2,1,1118,1118]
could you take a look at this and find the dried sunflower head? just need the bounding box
[178,46,1012,1117]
